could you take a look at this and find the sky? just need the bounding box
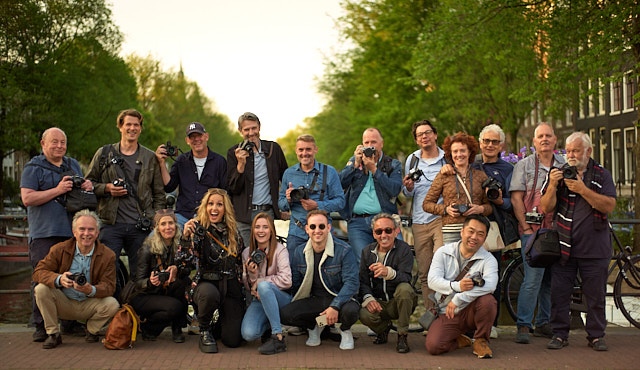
[110,0,348,141]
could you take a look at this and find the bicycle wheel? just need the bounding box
[502,256,524,322]
[614,255,640,329]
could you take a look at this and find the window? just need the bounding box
[598,79,606,115]
[611,129,623,184]
[588,80,596,117]
[611,80,623,114]
[624,73,637,112]
[623,127,637,185]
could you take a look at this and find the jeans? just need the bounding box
[281,296,360,331]
[99,223,148,298]
[286,234,308,266]
[412,219,444,308]
[175,213,191,231]
[516,233,552,328]
[241,281,292,342]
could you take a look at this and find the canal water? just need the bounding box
[0,269,31,324]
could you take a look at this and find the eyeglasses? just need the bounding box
[416,129,434,138]
[308,224,326,230]
[481,139,501,146]
[374,227,394,235]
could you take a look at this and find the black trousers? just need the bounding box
[130,278,189,337]
[193,278,244,348]
[280,296,360,331]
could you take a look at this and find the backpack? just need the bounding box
[103,304,141,350]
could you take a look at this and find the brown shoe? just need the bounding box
[456,334,472,349]
[472,338,493,359]
[42,333,62,349]
[396,333,410,353]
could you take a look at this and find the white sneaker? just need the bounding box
[284,325,306,336]
[306,325,322,347]
[337,328,354,350]
[490,326,499,339]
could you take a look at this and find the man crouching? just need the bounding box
[426,214,498,358]
[33,210,120,349]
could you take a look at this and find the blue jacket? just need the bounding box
[291,236,359,309]
[338,153,403,220]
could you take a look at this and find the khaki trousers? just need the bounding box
[359,283,417,334]
[34,283,119,335]
[412,218,443,308]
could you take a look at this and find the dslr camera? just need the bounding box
[68,272,87,285]
[525,206,544,225]
[452,204,470,214]
[192,222,207,245]
[249,249,267,266]
[290,186,310,202]
[136,217,152,232]
[362,146,376,158]
[164,141,178,157]
[468,271,485,287]
[69,175,85,188]
[561,164,578,180]
[408,168,424,182]
[240,140,256,154]
[153,269,170,283]
[112,179,127,189]
[481,177,503,201]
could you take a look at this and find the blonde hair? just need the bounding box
[147,210,181,256]
[195,188,239,255]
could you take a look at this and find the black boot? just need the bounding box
[172,323,185,343]
[199,328,218,353]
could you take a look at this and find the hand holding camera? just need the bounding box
[108,178,128,197]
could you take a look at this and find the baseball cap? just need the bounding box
[186,122,206,136]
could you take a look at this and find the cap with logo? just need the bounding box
[186,122,206,136]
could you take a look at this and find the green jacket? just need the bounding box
[86,142,166,225]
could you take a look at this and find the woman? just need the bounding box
[241,213,292,355]
[423,132,491,243]
[181,188,244,353]
[129,209,189,343]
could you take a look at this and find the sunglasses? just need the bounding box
[481,138,501,146]
[374,227,394,235]
[308,224,326,230]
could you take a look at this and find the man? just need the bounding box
[339,128,403,264]
[359,213,416,353]
[278,134,345,259]
[32,210,120,349]
[402,120,446,309]
[86,109,166,284]
[510,122,565,344]
[280,210,360,350]
[426,215,498,359]
[540,132,615,351]
[20,127,93,341]
[227,112,288,245]
[156,122,226,228]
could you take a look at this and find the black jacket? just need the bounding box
[359,239,414,302]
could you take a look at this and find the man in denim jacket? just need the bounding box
[426,215,498,359]
[280,210,359,350]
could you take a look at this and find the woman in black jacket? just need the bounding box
[130,209,189,343]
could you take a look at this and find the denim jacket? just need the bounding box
[291,236,359,309]
[338,153,403,220]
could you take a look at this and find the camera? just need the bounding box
[112,179,127,189]
[249,249,267,266]
[68,272,87,285]
[290,186,310,202]
[192,222,207,245]
[525,206,544,225]
[452,204,470,214]
[561,164,578,180]
[136,217,152,232]
[154,269,170,283]
[481,177,503,201]
[468,271,485,287]
[240,140,256,154]
[408,168,424,182]
[362,146,376,158]
[110,156,124,166]
[164,141,178,157]
[69,175,85,188]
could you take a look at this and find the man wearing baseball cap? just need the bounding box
[156,122,227,228]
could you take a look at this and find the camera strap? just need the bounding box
[454,169,473,205]
[105,144,146,218]
[438,258,477,305]
[308,164,328,201]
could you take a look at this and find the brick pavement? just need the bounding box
[0,324,638,369]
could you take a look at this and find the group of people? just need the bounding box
[21,109,616,358]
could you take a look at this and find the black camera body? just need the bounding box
[525,206,543,225]
[165,141,178,157]
[452,204,470,214]
[561,164,578,180]
[482,177,503,201]
[110,156,124,167]
[240,140,256,154]
[362,146,376,158]
[68,175,85,188]
[112,179,127,189]
[249,248,267,266]
[192,222,207,245]
[154,269,170,283]
[290,186,310,202]
[68,272,87,285]
[468,271,485,287]
[136,217,152,232]
[408,168,424,182]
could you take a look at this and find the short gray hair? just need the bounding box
[371,212,400,230]
[479,124,505,143]
[565,131,592,150]
[72,209,102,231]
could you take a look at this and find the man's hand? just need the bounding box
[319,306,339,326]
[234,147,250,173]
[564,177,588,195]
[80,179,93,192]
[402,175,415,192]
[300,198,318,211]
[366,300,383,313]
[155,144,168,163]
[353,145,363,167]
[369,262,388,278]
[285,182,294,202]
[59,272,75,288]
[488,188,504,206]
[547,168,563,190]
[105,179,127,197]
[362,154,376,174]
[56,176,74,195]
[445,301,458,319]
[459,278,474,292]
[280,211,290,221]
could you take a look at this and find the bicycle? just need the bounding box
[502,224,640,329]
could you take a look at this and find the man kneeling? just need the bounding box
[425,215,498,358]
[33,210,120,349]
[359,213,416,353]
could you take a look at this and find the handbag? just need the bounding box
[524,228,560,267]
[483,221,506,252]
[63,188,98,213]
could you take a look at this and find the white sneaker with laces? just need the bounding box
[337,328,354,350]
[306,325,322,347]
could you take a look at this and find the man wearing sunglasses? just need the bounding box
[358,213,416,353]
[339,128,403,264]
[280,210,360,350]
